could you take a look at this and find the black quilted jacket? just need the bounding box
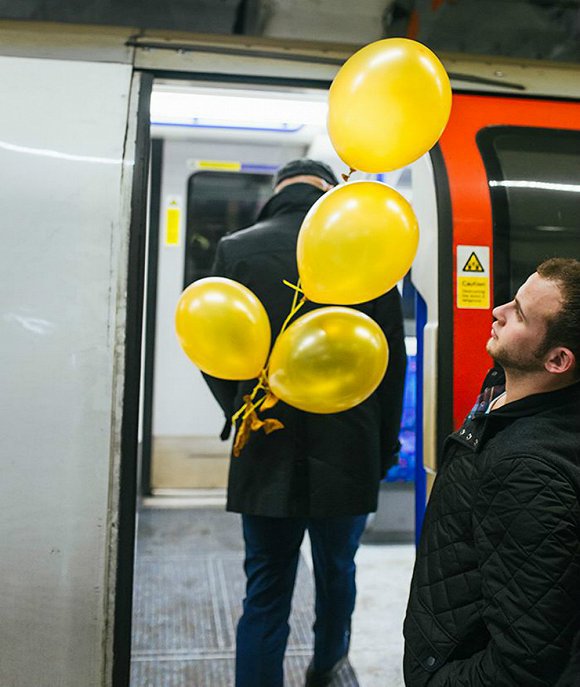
[404,371,580,686]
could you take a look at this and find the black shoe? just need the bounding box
[304,655,348,687]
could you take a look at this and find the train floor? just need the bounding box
[130,493,415,687]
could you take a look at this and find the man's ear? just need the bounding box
[544,346,576,375]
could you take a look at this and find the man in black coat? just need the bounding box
[404,257,580,686]
[202,159,407,687]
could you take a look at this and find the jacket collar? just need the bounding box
[255,183,325,223]
[451,380,580,453]
[482,378,580,420]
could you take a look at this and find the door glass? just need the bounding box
[184,170,274,288]
[477,126,580,305]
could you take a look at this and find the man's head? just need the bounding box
[273,158,339,193]
[487,257,580,382]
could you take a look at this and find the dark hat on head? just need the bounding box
[274,158,339,188]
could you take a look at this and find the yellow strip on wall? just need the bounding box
[165,201,180,246]
[195,160,242,172]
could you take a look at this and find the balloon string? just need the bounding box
[230,278,304,455]
[283,279,302,294]
[283,278,304,309]
[291,276,303,310]
[279,280,306,337]
[232,280,304,423]
[242,394,267,420]
[231,394,266,425]
[231,369,269,424]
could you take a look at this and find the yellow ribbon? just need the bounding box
[232,392,284,457]
[230,279,306,456]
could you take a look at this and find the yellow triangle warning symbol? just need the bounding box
[462,251,485,273]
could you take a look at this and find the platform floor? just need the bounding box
[130,498,415,686]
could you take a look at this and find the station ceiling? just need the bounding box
[0,0,578,62]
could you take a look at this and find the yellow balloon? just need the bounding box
[268,307,388,414]
[297,181,418,304]
[328,38,452,172]
[175,277,271,380]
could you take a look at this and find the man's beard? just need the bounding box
[486,337,545,374]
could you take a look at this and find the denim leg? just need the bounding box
[307,514,368,672]
[235,514,307,687]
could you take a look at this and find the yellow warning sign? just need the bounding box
[457,277,490,309]
[457,245,490,309]
[165,200,180,246]
[462,251,485,273]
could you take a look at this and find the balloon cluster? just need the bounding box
[175,38,451,436]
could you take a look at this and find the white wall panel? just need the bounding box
[0,56,133,687]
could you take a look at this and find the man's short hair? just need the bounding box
[274,158,339,188]
[536,257,580,378]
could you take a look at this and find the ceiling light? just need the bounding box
[150,90,328,131]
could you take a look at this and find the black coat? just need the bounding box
[404,370,580,686]
[203,183,407,517]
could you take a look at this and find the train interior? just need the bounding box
[132,78,419,686]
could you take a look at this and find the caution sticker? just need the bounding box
[457,245,490,309]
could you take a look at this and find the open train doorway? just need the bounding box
[140,79,418,504]
[131,76,419,686]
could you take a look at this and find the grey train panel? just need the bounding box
[0,56,136,687]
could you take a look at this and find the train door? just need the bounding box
[415,93,580,526]
[132,76,420,685]
[140,79,419,539]
[142,83,343,494]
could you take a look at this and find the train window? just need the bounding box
[184,170,274,288]
[477,126,580,305]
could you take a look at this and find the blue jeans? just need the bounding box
[235,513,368,687]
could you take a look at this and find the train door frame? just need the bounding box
[121,50,345,687]
[138,75,336,501]
[113,70,154,687]
[127,33,354,511]
[139,136,163,497]
[410,146,453,537]
[127,46,430,683]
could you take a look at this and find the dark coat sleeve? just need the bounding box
[372,288,407,475]
[200,238,240,437]
[428,456,580,686]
